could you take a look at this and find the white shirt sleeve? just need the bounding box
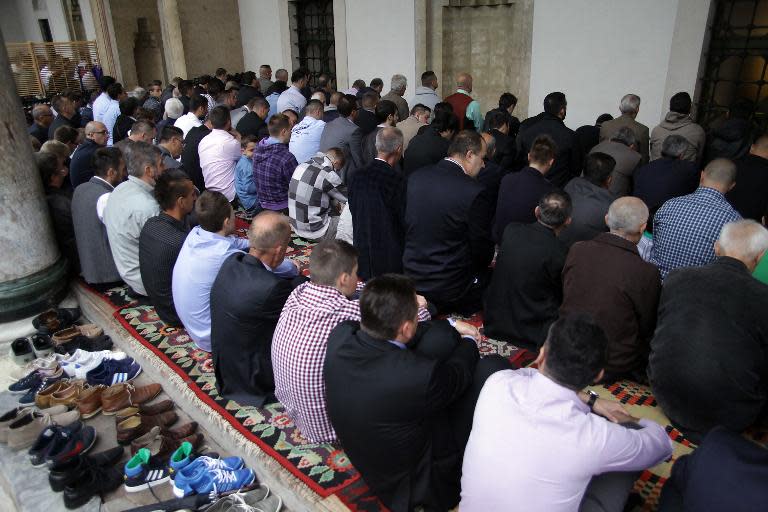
[96,192,110,223]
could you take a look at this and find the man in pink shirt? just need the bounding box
[460,313,672,512]
[198,106,240,203]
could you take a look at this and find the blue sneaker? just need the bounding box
[8,371,42,394]
[124,448,170,492]
[86,358,141,386]
[168,441,228,479]
[172,466,254,497]
[171,453,245,492]
[18,374,65,405]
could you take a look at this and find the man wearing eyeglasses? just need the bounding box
[70,121,110,188]
[28,104,54,145]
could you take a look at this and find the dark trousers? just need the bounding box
[429,268,493,317]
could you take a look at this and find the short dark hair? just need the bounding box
[432,110,458,133]
[670,92,692,115]
[359,274,418,340]
[242,71,256,85]
[131,120,156,136]
[310,240,359,286]
[410,104,430,116]
[215,67,227,77]
[370,77,384,89]
[544,313,607,390]
[93,147,123,178]
[352,79,366,89]
[119,97,138,116]
[190,95,208,113]
[291,68,308,83]
[195,190,232,232]
[596,113,614,125]
[499,92,518,110]
[106,82,124,100]
[338,94,358,117]
[268,114,290,136]
[53,125,78,145]
[538,190,572,227]
[486,110,509,131]
[154,169,192,211]
[529,135,558,164]
[240,134,258,148]
[421,71,436,85]
[543,91,567,116]
[207,78,224,97]
[208,105,230,129]
[99,75,116,92]
[159,125,183,143]
[178,80,193,95]
[375,100,397,123]
[583,152,616,186]
[433,101,453,116]
[247,96,269,111]
[35,152,59,185]
[448,130,483,157]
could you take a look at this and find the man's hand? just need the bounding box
[416,294,428,309]
[592,398,639,424]
[452,320,480,340]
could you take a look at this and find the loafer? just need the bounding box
[7,408,79,450]
[116,411,179,445]
[34,378,70,409]
[10,338,34,366]
[49,381,87,408]
[77,324,103,337]
[52,327,81,346]
[63,464,122,509]
[76,384,107,419]
[57,334,114,355]
[33,309,63,334]
[115,399,174,422]
[49,445,124,492]
[101,383,162,415]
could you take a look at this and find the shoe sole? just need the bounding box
[79,407,102,420]
[125,475,170,493]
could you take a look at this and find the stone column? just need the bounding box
[89,0,122,81]
[0,31,68,322]
[157,0,188,80]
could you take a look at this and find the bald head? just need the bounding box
[32,104,53,127]
[457,73,473,92]
[715,220,768,271]
[375,127,404,156]
[701,158,737,193]
[248,211,292,252]
[606,197,649,241]
[750,134,768,159]
[85,121,108,146]
[481,132,496,160]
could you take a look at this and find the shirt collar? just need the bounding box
[92,176,114,189]
[444,157,467,174]
[457,88,472,96]
[127,175,154,192]
[533,371,590,413]
[387,339,407,350]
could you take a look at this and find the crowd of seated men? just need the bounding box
[28,64,768,511]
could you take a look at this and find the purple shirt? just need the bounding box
[252,137,298,210]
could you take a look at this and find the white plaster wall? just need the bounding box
[239,0,291,73]
[45,0,72,41]
[0,1,25,42]
[529,0,683,130]
[79,0,98,41]
[5,0,71,42]
[343,0,417,97]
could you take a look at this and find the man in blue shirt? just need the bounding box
[234,135,261,214]
[289,99,326,164]
[172,191,297,351]
[651,158,741,279]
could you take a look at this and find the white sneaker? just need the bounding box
[62,350,126,379]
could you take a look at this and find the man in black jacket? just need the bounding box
[403,110,457,174]
[361,100,398,165]
[355,91,379,136]
[726,134,768,222]
[484,191,571,349]
[324,275,509,512]
[235,97,270,141]
[404,131,494,315]
[484,109,516,170]
[349,127,406,280]
[180,121,212,192]
[69,121,109,187]
[560,152,617,246]
[210,211,305,407]
[516,91,582,187]
[649,219,768,443]
[236,71,263,108]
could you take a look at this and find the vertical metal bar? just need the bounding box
[28,42,45,98]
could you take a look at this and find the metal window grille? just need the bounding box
[7,41,100,99]
[292,0,336,87]
[698,0,768,131]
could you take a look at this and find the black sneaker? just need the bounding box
[63,464,123,509]
[31,334,54,358]
[55,334,113,355]
[124,448,171,492]
[29,424,63,467]
[49,446,125,492]
[10,338,34,366]
[45,424,97,466]
[33,308,81,335]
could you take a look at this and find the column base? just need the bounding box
[0,258,69,323]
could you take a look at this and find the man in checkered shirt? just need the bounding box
[651,158,741,279]
[271,240,438,443]
[288,149,347,240]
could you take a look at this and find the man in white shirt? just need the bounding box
[461,313,673,512]
[92,76,115,123]
[198,106,240,203]
[102,82,124,146]
[175,95,209,139]
[276,68,308,115]
[289,99,326,164]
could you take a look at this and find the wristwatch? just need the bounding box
[586,390,599,411]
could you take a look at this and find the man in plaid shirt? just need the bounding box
[253,113,298,212]
[651,158,741,279]
[272,240,438,443]
[288,149,347,240]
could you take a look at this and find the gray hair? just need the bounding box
[703,158,737,187]
[619,94,641,115]
[661,135,690,159]
[247,210,291,251]
[32,104,51,121]
[390,74,407,93]
[126,141,162,178]
[611,126,637,147]
[129,86,146,99]
[606,197,649,235]
[718,220,768,262]
[375,127,404,154]
[164,98,184,119]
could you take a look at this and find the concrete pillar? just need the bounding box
[0,31,68,323]
[157,0,187,80]
[89,0,122,81]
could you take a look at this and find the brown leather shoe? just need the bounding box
[76,384,107,419]
[77,324,103,337]
[130,427,203,460]
[115,399,174,423]
[48,380,87,408]
[101,383,162,415]
[51,327,80,346]
[35,380,70,409]
[166,421,198,440]
[116,411,178,445]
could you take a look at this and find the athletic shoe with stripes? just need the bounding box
[86,358,142,386]
[124,448,170,492]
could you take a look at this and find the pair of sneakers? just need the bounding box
[85,357,142,386]
[169,442,251,498]
[60,349,126,380]
[28,420,97,467]
[10,334,54,366]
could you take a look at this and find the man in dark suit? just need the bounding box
[726,134,768,222]
[28,104,54,145]
[484,191,571,350]
[516,91,582,187]
[560,152,617,246]
[236,71,262,108]
[69,121,109,188]
[632,134,699,230]
[324,275,510,512]
[361,100,398,165]
[658,427,768,512]
[575,113,613,157]
[210,211,305,407]
[319,94,365,183]
[236,97,270,141]
[180,120,212,192]
[355,91,379,136]
[494,134,556,240]
[649,220,768,443]
[48,94,79,140]
[404,131,495,315]
[403,110,457,174]
[484,110,516,170]
[349,127,406,280]
[71,147,125,287]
